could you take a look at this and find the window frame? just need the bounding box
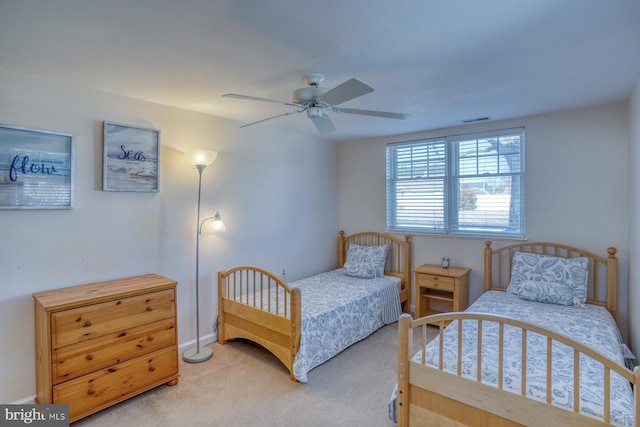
[386,127,525,239]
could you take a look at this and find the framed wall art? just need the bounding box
[103,121,160,192]
[0,124,74,209]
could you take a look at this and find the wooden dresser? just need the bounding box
[33,274,180,422]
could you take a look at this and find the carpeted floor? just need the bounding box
[74,322,432,427]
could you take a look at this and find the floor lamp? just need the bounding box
[183,149,226,363]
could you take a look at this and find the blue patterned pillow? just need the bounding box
[506,251,589,304]
[343,244,389,279]
[515,280,582,306]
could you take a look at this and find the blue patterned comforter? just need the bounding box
[392,291,634,425]
[290,269,402,382]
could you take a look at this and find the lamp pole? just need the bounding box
[183,164,213,363]
[183,149,223,363]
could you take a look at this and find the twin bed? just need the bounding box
[217,230,411,382]
[393,240,639,427]
[218,231,638,426]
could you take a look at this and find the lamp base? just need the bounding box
[183,346,213,363]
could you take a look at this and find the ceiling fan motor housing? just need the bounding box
[293,86,326,104]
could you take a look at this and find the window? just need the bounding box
[386,128,525,238]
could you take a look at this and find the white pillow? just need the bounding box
[515,280,582,306]
[506,251,589,304]
[342,244,389,279]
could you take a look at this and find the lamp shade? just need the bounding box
[211,212,226,232]
[184,149,217,167]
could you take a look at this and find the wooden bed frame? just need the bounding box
[396,240,640,427]
[217,230,411,381]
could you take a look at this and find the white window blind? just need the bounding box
[386,128,525,238]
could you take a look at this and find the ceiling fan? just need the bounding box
[222,73,409,134]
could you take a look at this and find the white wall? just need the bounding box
[0,68,339,402]
[629,76,640,358]
[339,102,631,340]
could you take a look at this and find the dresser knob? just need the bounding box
[84,320,93,327]
[149,366,155,372]
[147,336,154,342]
[146,307,153,312]
[88,389,95,395]
[86,354,93,361]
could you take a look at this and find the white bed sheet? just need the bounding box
[291,269,402,382]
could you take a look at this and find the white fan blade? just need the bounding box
[319,78,374,106]
[339,107,409,120]
[310,113,336,134]
[239,110,304,128]
[223,93,298,107]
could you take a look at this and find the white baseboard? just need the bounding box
[11,395,36,404]
[178,332,218,354]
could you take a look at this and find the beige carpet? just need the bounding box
[74,322,432,427]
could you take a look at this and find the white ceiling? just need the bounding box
[1,0,640,142]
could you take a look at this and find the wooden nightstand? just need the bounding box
[413,264,471,318]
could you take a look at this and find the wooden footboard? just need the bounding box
[397,313,640,427]
[218,266,301,381]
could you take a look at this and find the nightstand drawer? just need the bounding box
[417,274,455,291]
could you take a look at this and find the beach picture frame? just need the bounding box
[0,124,74,209]
[103,121,160,192]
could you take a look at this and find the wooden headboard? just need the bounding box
[483,240,618,319]
[338,230,411,311]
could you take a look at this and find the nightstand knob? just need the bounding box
[146,306,153,312]
[86,354,93,361]
[88,388,95,395]
[147,336,154,342]
[149,366,155,372]
[84,320,92,327]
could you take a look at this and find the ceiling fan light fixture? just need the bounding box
[307,107,323,118]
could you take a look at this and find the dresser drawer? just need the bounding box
[51,289,175,348]
[52,317,176,384]
[54,346,179,421]
[417,274,455,291]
